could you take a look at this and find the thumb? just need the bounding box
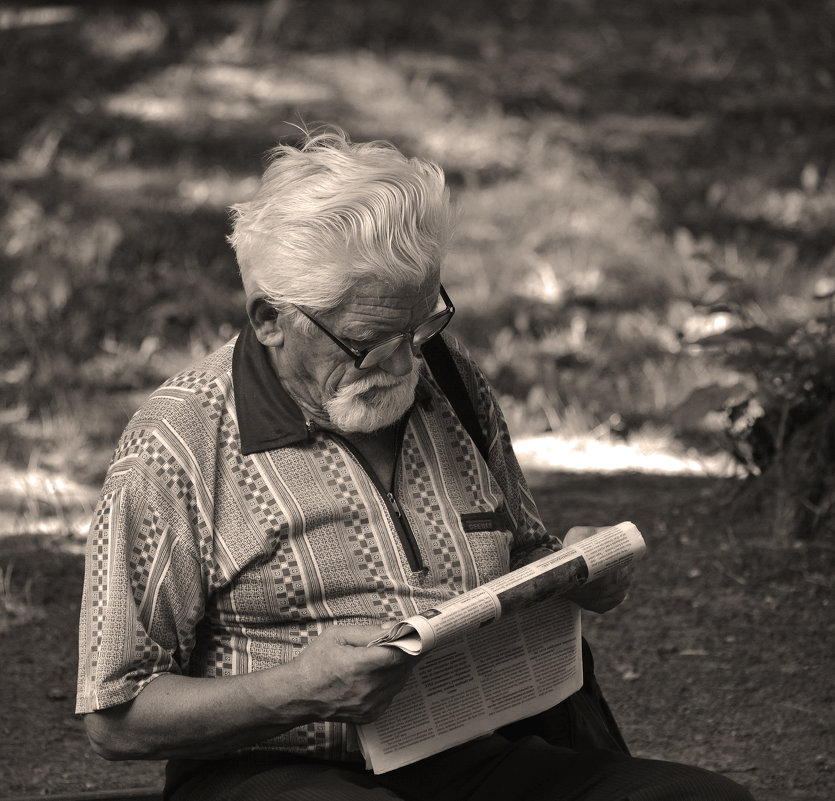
[333,625,388,647]
[563,526,600,547]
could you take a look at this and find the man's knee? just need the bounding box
[504,746,757,801]
[610,757,755,801]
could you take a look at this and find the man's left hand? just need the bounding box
[562,526,633,614]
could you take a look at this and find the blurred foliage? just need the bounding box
[686,271,835,539]
[1,0,834,536]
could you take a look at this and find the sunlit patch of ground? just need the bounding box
[0,429,736,552]
[514,432,739,476]
[0,464,98,541]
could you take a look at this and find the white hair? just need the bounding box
[228,127,454,325]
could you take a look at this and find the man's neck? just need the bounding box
[339,425,400,487]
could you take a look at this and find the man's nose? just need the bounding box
[377,339,414,376]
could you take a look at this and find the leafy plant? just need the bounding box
[686,267,835,539]
[0,562,42,632]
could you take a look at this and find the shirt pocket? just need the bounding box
[453,505,515,585]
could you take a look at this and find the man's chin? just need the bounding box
[326,390,415,434]
[337,400,412,434]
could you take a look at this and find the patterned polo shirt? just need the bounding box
[75,326,559,761]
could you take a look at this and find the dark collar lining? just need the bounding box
[232,324,309,455]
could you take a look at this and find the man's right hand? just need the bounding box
[84,623,416,761]
[288,624,416,724]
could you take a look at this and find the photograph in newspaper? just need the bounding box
[372,522,644,656]
[493,555,588,616]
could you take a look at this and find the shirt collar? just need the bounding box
[232,324,432,455]
[233,324,309,454]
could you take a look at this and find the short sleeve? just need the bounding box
[76,457,205,714]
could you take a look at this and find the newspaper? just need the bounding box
[356,521,645,773]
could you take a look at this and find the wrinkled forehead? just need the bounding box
[335,276,441,337]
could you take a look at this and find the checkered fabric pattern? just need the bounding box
[76,333,558,762]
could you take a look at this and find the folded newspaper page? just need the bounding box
[357,522,645,773]
[357,596,582,773]
[370,521,645,655]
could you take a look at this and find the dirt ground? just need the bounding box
[1,470,832,800]
[2,2,833,798]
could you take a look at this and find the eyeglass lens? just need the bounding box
[359,312,452,368]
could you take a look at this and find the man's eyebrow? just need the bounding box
[340,322,383,341]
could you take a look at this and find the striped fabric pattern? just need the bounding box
[76,333,558,761]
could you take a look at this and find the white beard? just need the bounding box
[325,361,420,434]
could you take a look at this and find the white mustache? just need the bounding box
[345,370,413,395]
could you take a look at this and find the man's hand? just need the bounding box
[291,625,416,724]
[83,623,417,761]
[562,526,633,614]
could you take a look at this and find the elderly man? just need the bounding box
[76,130,754,800]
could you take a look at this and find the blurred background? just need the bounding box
[2,0,834,534]
[1,2,834,798]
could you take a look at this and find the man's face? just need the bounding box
[279,277,440,434]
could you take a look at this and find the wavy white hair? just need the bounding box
[228,127,454,326]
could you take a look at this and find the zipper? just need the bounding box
[386,492,402,519]
[306,414,427,574]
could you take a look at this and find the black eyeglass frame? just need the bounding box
[290,285,455,369]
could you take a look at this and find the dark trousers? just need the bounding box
[166,644,753,800]
[165,734,755,801]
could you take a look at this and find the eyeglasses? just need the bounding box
[291,285,455,369]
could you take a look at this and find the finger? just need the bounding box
[583,591,627,613]
[567,577,630,612]
[605,566,633,588]
[328,625,391,647]
[563,526,599,547]
[368,644,413,666]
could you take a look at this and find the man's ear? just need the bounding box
[246,295,285,348]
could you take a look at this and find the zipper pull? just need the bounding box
[305,419,317,435]
[387,492,402,518]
